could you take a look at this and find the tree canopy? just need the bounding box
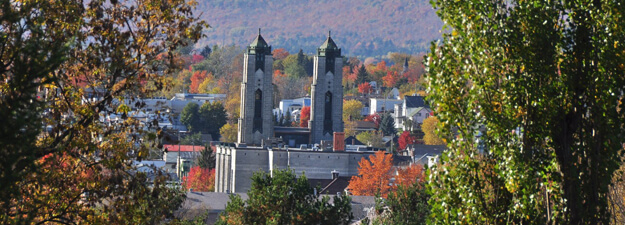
[216,169,353,225]
[0,0,206,223]
[426,0,625,223]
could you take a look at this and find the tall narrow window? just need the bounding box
[253,89,262,132]
[323,91,333,135]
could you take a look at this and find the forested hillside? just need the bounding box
[194,0,442,57]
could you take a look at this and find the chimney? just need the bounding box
[333,132,345,151]
[331,170,339,180]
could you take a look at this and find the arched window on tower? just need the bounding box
[323,91,333,135]
[253,89,263,132]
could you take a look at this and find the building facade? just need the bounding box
[238,30,275,145]
[309,32,344,144]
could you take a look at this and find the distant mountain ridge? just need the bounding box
[194,0,443,58]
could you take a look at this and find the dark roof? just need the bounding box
[345,136,364,145]
[317,31,341,57]
[404,95,428,108]
[354,121,377,129]
[274,126,311,134]
[247,28,271,55]
[308,177,351,195]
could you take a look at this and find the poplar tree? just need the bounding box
[426,0,625,224]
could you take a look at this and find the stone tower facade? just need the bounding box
[238,30,274,145]
[309,32,344,144]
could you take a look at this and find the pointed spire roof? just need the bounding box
[249,28,269,48]
[247,28,271,55]
[317,30,341,57]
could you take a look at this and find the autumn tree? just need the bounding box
[357,82,373,95]
[219,123,238,143]
[299,106,310,127]
[426,0,625,223]
[398,131,416,150]
[343,99,364,121]
[216,169,353,225]
[182,166,215,192]
[382,71,399,88]
[348,151,394,197]
[189,70,209,93]
[421,116,444,145]
[0,0,207,223]
[364,113,382,129]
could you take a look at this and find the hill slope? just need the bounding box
[194,0,443,57]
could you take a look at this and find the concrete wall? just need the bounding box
[214,145,375,193]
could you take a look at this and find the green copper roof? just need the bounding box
[319,31,339,50]
[249,29,269,48]
[318,31,341,57]
[247,28,271,55]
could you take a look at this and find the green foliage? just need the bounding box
[426,0,625,224]
[195,145,215,170]
[282,49,312,78]
[180,132,204,145]
[216,169,353,225]
[357,131,385,149]
[192,45,242,77]
[368,182,430,225]
[199,101,228,139]
[181,102,201,132]
[355,66,370,85]
[379,113,396,136]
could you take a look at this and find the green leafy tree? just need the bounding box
[216,169,353,225]
[371,182,430,225]
[198,101,227,139]
[426,0,625,224]
[356,131,385,149]
[0,0,207,223]
[180,102,201,132]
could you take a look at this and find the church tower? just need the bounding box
[309,31,344,144]
[238,29,274,145]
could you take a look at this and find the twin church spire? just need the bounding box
[238,29,344,146]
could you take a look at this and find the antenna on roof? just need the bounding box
[328,30,331,38]
[259,28,261,36]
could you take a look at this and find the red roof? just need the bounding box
[162,144,205,152]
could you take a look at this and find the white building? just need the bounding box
[393,95,431,131]
[369,98,403,115]
[277,97,311,117]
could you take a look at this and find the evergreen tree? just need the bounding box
[284,110,292,127]
[180,102,200,132]
[355,65,369,85]
[195,145,215,170]
[380,113,397,136]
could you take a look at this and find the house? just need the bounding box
[369,98,403,115]
[394,95,431,131]
[162,144,204,177]
[278,97,311,117]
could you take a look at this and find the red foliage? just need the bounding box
[364,113,382,129]
[343,66,356,83]
[299,106,310,127]
[182,166,215,192]
[358,82,372,95]
[189,70,208,93]
[191,54,205,64]
[398,131,416,150]
[272,48,290,61]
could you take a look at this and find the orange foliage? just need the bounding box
[189,70,209,93]
[272,48,290,61]
[182,166,215,192]
[299,106,310,127]
[358,82,372,95]
[395,164,425,187]
[348,151,394,197]
[382,71,399,88]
